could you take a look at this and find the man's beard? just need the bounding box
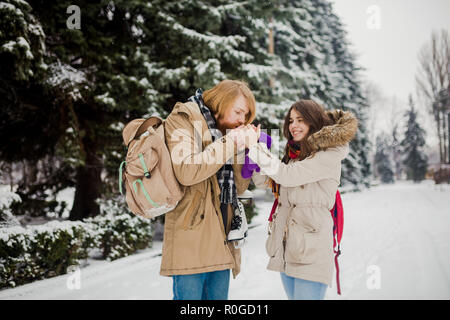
[216,117,241,134]
[216,119,237,134]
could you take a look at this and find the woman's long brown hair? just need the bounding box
[281,100,332,163]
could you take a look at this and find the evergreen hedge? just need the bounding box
[0,213,152,289]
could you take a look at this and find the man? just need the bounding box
[160,80,256,300]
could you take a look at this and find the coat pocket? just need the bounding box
[285,220,320,265]
[265,215,280,258]
[181,190,204,230]
[265,232,278,258]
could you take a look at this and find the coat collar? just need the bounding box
[172,101,214,146]
[172,101,203,121]
[307,110,358,151]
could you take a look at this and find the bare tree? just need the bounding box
[361,80,387,146]
[415,29,450,164]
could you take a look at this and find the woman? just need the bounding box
[243,100,357,300]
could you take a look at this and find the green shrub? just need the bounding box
[0,221,92,288]
[243,201,258,225]
[85,213,152,261]
[0,213,153,289]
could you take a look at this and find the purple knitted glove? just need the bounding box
[241,131,272,178]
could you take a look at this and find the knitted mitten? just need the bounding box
[241,131,272,178]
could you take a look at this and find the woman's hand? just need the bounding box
[250,123,261,138]
[245,124,261,148]
[227,126,247,151]
[232,125,259,149]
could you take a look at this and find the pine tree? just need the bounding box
[401,96,428,182]
[391,123,403,179]
[140,0,276,109]
[267,0,372,188]
[1,0,276,220]
[1,0,374,221]
[1,0,164,219]
[0,0,79,217]
[0,0,60,162]
[374,134,395,184]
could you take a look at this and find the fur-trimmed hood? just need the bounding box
[307,109,358,151]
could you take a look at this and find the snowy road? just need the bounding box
[1,181,449,300]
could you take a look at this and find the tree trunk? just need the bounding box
[28,160,38,185]
[436,111,444,163]
[447,111,450,163]
[69,138,102,221]
[8,163,14,191]
[442,109,448,163]
[268,17,274,89]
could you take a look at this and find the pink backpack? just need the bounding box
[330,190,344,295]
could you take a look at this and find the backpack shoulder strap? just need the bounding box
[126,117,163,149]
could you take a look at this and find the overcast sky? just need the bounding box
[332,0,450,100]
[332,0,450,151]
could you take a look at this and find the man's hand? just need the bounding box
[227,124,261,151]
[227,126,247,152]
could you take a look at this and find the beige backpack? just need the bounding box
[119,117,184,219]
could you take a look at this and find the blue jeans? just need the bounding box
[280,273,327,300]
[172,269,230,300]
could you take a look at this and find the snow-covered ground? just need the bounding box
[1,180,449,300]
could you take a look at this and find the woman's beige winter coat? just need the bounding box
[249,110,357,286]
[160,101,250,278]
